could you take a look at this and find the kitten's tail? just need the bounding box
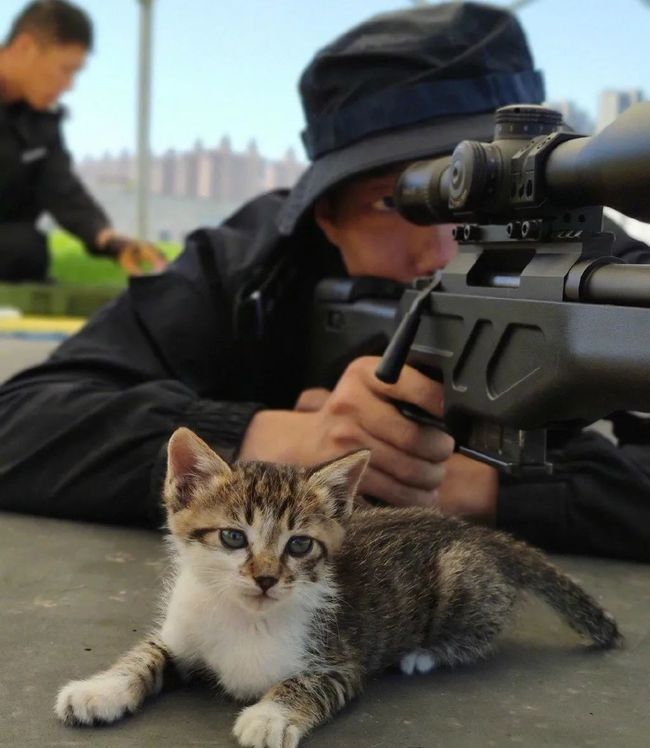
[492,534,621,649]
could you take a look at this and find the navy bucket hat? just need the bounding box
[278,1,544,234]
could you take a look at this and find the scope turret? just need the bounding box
[395,103,650,225]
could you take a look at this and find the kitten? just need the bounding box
[55,427,620,748]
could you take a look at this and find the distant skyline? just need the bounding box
[1,0,648,161]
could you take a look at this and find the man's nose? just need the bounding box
[61,74,75,94]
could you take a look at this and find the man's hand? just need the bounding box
[95,229,167,275]
[435,452,499,524]
[112,237,168,276]
[239,356,455,508]
[294,384,499,520]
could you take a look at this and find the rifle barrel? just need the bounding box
[570,263,650,305]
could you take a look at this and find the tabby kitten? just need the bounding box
[55,427,620,748]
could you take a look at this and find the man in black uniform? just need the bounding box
[1,2,649,561]
[0,0,165,280]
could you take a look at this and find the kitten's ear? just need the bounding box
[164,427,231,512]
[307,449,370,520]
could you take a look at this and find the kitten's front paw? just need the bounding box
[233,701,301,748]
[55,673,141,726]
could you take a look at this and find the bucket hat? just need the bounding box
[278,1,544,234]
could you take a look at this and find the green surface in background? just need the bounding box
[49,230,181,285]
[0,231,182,317]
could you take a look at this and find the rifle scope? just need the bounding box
[395,103,650,225]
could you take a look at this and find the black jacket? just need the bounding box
[0,101,109,247]
[1,192,650,561]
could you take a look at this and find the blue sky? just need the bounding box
[2,0,649,161]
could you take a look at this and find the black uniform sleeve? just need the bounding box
[0,194,289,527]
[0,375,262,527]
[496,429,650,562]
[0,272,264,526]
[36,122,110,249]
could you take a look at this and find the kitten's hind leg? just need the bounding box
[400,649,438,676]
[421,543,521,670]
[55,636,170,726]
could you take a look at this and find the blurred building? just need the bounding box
[546,99,594,134]
[596,89,644,132]
[75,85,648,243]
[77,138,306,242]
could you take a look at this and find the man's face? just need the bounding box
[314,168,457,283]
[17,35,87,110]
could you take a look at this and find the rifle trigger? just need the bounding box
[394,400,449,432]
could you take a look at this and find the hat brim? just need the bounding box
[277,110,496,235]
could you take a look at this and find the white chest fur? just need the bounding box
[160,568,314,701]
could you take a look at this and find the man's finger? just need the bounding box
[347,357,445,419]
[117,242,167,275]
[294,388,331,412]
[140,243,168,271]
[361,434,449,490]
[359,465,440,508]
[346,389,454,461]
[117,247,143,275]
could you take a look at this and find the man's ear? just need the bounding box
[306,449,371,521]
[164,427,231,512]
[11,31,35,58]
[313,195,340,247]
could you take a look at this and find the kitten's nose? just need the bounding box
[255,576,278,592]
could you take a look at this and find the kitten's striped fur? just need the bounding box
[56,427,620,748]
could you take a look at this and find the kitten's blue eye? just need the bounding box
[220,529,247,550]
[286,536,313,557]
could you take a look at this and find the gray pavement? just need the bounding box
[1,338,650,747]
[2,513,649,748]
[0,337,57,380]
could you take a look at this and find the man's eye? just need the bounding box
[371,196,396,212]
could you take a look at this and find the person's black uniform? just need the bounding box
[1,1,650,562]
[0,100,109,280]
[0,0,164,279]
[2,190,650,561]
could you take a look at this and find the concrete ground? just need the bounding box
[1,338,650,748]
[0,337,59,377]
